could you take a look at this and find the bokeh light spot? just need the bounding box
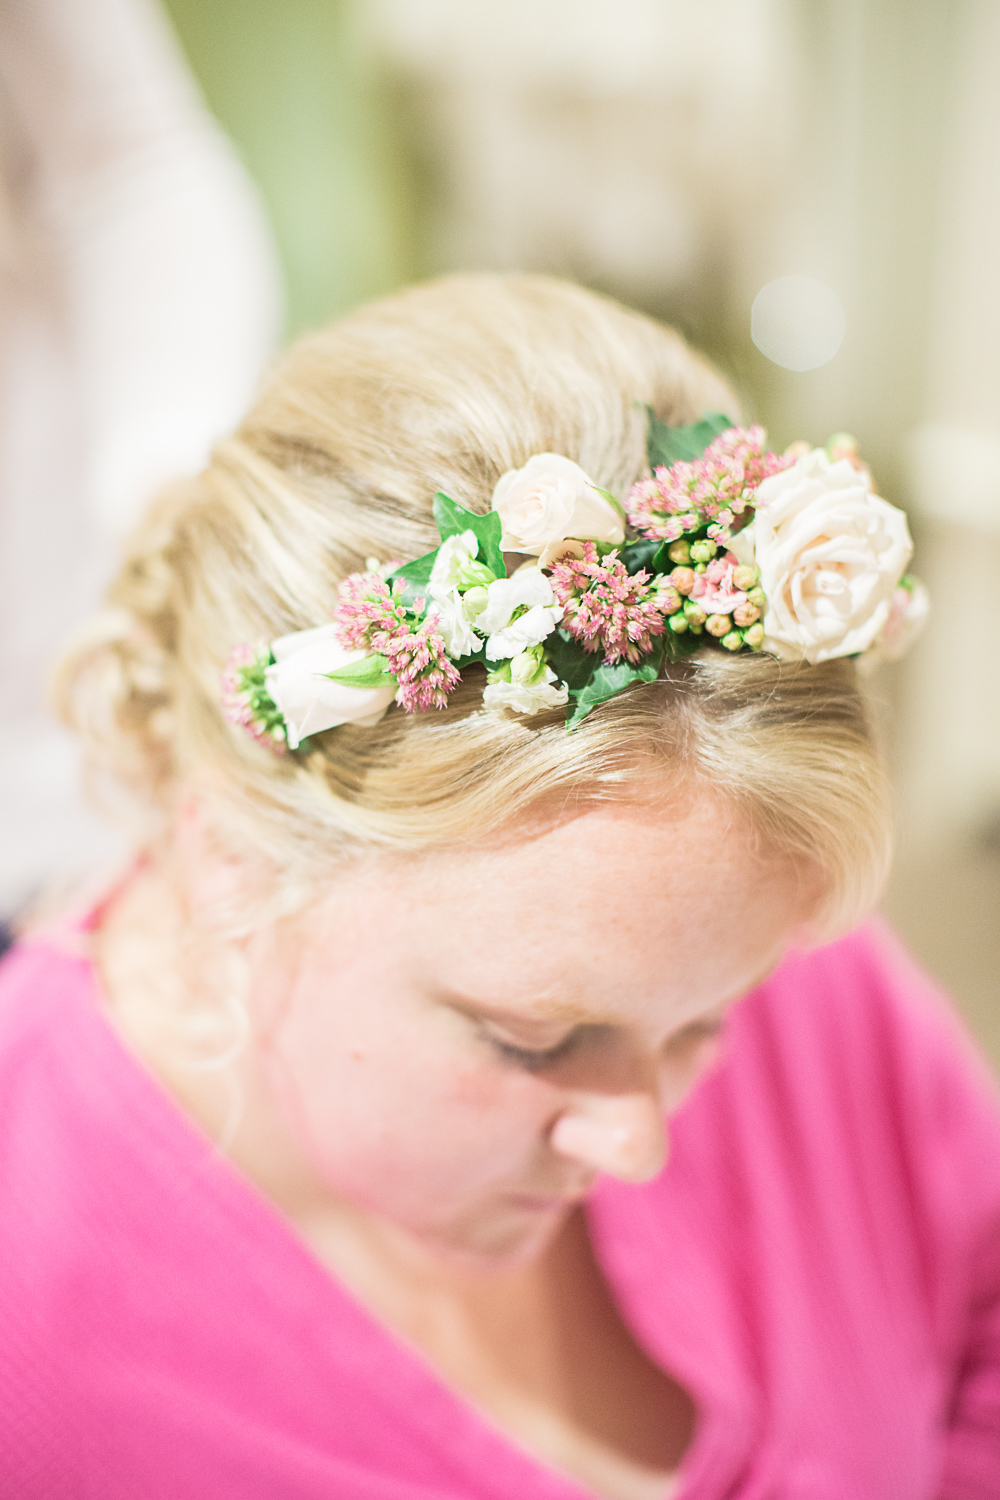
[751,275,846,371]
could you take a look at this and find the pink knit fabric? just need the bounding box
[1,920,998,1499]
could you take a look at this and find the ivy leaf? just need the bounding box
[387,549,438,610]
[566,643,665,730]
[646,409,734,472]
[544,630,600,694]
[662,628,703,664]
[453,645,487,671]
[432,492,505,578]
[619,539,671,576]
[324,654,397,690]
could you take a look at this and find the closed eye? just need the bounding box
[483,1026,581,1072]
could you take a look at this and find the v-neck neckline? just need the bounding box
[49,921,757,1499]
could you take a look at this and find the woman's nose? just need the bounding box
[548,1091,668,1182]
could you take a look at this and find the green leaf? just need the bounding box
[646,409,735,472]
[543,629,600,693]
[619,539,671,576]
[453,645,487,671]
[566,644,665,730]
[662,628,703,664]
[324,654,397,690]
[387,548,438,610]
[593,485,626,522]
[432,493,505,578]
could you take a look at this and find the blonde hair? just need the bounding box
[56,274,891,936]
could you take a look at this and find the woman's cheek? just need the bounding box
[439,1046,553,1132]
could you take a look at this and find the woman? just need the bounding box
[1,276,997,1499]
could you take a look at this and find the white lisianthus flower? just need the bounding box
[729,449,913,663]
[483,651,569,714]
[472,565,564,660]
[264,623,395,748]
[491,453,624,556]
[485,603,564,660]
[425,584,483,658]
[429,530,479,588]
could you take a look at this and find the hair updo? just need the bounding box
[56,274,891,937]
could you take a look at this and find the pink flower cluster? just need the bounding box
[221,643,287,750]
[625,425,792,544]
[334,572,460,711]
[549,544,666,665]
[689,556,748,617]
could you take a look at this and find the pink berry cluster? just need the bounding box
[625,425,792,545]
[551,540,768,660]
[334,572,460,711]
[549,545,665,665]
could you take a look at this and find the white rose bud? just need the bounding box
[491,453,624,557]
[264,624,396,748]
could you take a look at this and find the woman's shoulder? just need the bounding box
[692,918,1000,1258]
[0,930,93,1066]
[750,918,999,1119]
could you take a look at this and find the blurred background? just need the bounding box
[1,0,997,1067]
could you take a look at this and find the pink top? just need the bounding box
[1,920,999,1500]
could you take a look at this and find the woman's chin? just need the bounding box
[420,1193,580,1272]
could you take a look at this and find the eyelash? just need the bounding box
[483,1016,725,1071]
[485,1029,579,1071]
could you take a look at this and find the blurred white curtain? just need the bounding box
[0,0,283,910]
[899,0,1000,839]
[372,0,794,315]
[374,0,999,848]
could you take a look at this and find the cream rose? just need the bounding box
[491,453,624,557]
[730,449,913,663]
[264,623,396,748]
[861,578,930,669]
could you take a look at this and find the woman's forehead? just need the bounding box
[315,801,805,1019]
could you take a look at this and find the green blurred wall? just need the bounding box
[163,0,416,336]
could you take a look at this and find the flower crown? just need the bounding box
[223,411,927,749]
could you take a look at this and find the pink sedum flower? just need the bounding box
[549,544,666,665]
[625,426,792,542]
[384,625,461,711]
[222,642,287,751]
[700,425,792,491]
[334,571,460,712]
